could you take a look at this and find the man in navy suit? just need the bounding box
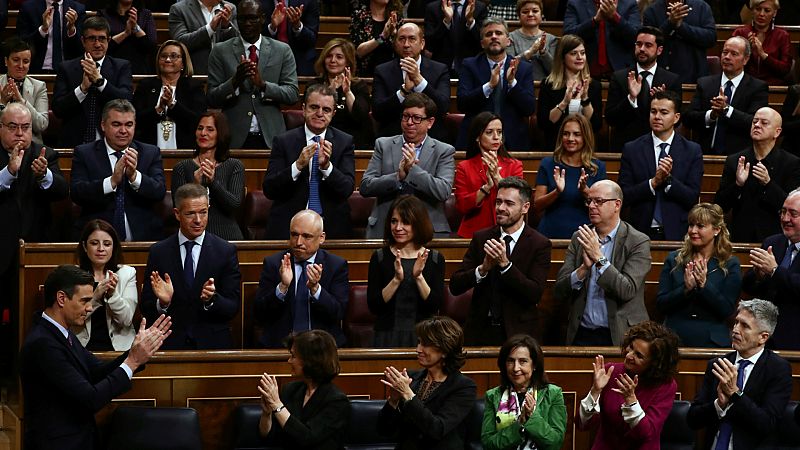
[688,299,792,449]
[424,0,487,76]
[259,0,319,76]
[141,183,242,350]
[373,22,450,140]
[17,0,86,73]
[456,18,535,151]
[618,90,702,241]
[254,210,349,348]
[70,99,166,242]
[52,16,133,148]
[742,189,800,350]
[21,265,170,450]
[263,83,355,239]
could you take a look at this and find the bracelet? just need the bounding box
[581,98,591,107]
[557,105,567,116]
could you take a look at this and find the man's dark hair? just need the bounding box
[102,99,136,122]
[82,16,111,37]
[652,90,682,114]
[402,92,437,119]
[174,183,209,209]
[43,265,94,308]
[497,176,532,203]
[637,25,664,48]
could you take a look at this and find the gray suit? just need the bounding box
[554,220,651,346]
[360,135,455,238]
[207,36,299,149]
[169,0,239,74]
[0,75,48,145]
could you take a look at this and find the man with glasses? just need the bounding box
[741,189,800,350]
[207,0,299,149]
[555,179,652,346]
[360,92,455,238]
[262,83,355,239]
[169,0,239,75]
[17,0,87,73]
[715,107,800,243]
[52,16,133,148]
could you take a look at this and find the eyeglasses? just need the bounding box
[83,35,108,43]
[779,208,800,219]
[159,53,182,61]
[401,113,429,124]
[584,197,618,207]
[2,122,31,132]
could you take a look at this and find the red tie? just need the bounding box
[594,0,608,71]
[248,44,258,64]
[276,1,289,42]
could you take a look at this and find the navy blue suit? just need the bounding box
[456,55,535,150]
[262,126,355,239]
[563,0,640,73]
[254,249,349,348]
[141,232,241,349]
[424,0,488,73]
[260,0,319,76]
[17,0,87,73]
[618,132,703,240]
[688,349,792,450]
[21,317,132,450]
[70,140,166,241]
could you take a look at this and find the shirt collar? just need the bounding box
[104,139,128,156]
[723,70,745,89]
[41,311,69,340]
[637,62,657,75]
[402,135,427,149]
[486,55,508,68]
[295,251,318,265]
[602,219,622,243]
[304,124,327,142]
[242,35,262,51]
[735,347,764,367]
[651,131,675,149]
[501,222,525,244]
[178,230,206,246]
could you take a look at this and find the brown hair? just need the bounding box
[552,114,599,175]
[621,321,680,385]
[546,34,590,90]
[383,195,434,247]
[516,0,543,15]
[416,316,467,374]
[314,38,357,78]
[76,219,123,273]
[465,111,512,160]
[195,111,231,162]
[285,330,341,385]
[497,334,549,390]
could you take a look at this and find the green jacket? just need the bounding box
[481,384,567,450]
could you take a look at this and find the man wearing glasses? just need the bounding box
[555,179,652,346]
[360,92,455,239]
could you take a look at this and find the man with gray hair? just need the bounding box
[70,99,166,241]
[688,299,792,449]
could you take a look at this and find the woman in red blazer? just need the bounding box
[453,112,524,238]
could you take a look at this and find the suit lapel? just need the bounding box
[743,350,767,395]
[611,221,628,265]
[416,137,436,169]
[94,140,114,175]
[42,319,90,376]
[194,234,215,292]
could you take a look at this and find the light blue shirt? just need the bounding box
[570,220,621,329]
[275,251,322,301]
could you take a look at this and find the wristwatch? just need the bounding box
[730,390,745,403]
[273,404,286,414]
[595,256,608,269]
[93,77,105,87]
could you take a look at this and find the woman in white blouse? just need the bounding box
[0,38,49,145]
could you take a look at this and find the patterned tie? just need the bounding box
[713,80,734,154]
[714,360,751,450]
[183,240,197,288]
[780,244,797,269]
[308,135,323,214]
[83,87,98,143]
[52,0,63,68]
[112,151,127,240]
[653,143,669,226]
[248,44,258,64]
[276,1,289,42]
[292,261,310,332]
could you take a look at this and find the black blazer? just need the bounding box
[21,317,132,450]
[17,0,86,72]
[377,369,477,450]
[259,0,319,76]
[714,146,800,243]
[618,132,704,240]
[684,73,768,155]
[687,349,792,450]
[263,126,355,239]
[449,224,552,344]
[254,248,349,348]
[132,76,207,149]
[140,232,241,349]
[52,55,133,148]
[424,0,487,72]
[779,84,800,157]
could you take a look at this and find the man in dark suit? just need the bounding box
[450,177,551,345]
[715,107,800,243]
[688,299,792,449]
[742,189,800,350]
[21,265,170,450]
[263,83,355,239]
[17,0,86,73]
[424,0,487,76]
[141,183,242,350]
[260,0,319,76]
[685,36,769,155]
[373,22,450,140]
[618,90,702,240]
[456,18,535,150]
[554,180,651,346]
[254,210,349,348]
[52,16,133,148]
[605,26,682,148]
[70,99,166,242]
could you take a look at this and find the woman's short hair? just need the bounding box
[383,195,434,247]
[675,203,734,272]
[416,316,467,374]
[552,113,599,175]
[155,39,194,77]
[76,219,123,273]
[194,110,231,161]
[3,36,33,59]
[284,330,341,384]
[314,38,357,77]
[497,334,549,390]
[465,111,511,159]
[621,321,680,385]
[750,0,779,9]
[516,0,543,16]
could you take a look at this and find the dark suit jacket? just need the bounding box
[449,224,551,344]
[604,66,682,148]
[52,55,133,148]
[742,234,800,350]
[618,133,703,240]
[456,55,536,150]
[377,369,477,450]
[17,0,86,72]
[563,0,640,73]
[70,140,166,241]
[714,147,800,243]
[140,232,241,349]
[262,126,355,239]
[254,248,349,348]
[132,76,207,149]
[684,73,768,155]
[260,0,319,76]
[21,318,132,450]
[687,349,792,450]
[779,84,800,157]
[372,56,451,140]
[424,0,487,72]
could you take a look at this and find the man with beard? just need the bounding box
[450,176,551,345]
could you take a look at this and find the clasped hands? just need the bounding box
[193,158,217,186]
[79,53,102,93]
[709,87,730,120]
[398,142,419,181]
[593,0,618,23]
[683,257,708,291]
[749,245,778,279]
[381,366,414,407]
[93,271,119,301]
[110,147,139,188]
[296,138,332,171]
[278,253,323,296]
[712,357,742,408]
[234,55,264,90]
[478,238,510,276]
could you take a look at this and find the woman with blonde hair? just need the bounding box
[656,203,742,347]
[732,0,792,85]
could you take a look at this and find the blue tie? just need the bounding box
[183,241,196,288]
[714,360,751,450]
[292,261,310,333]
[780,244,797,269]
[713,80,734,154]
[653,143,668,226]
[308,136,323,215]
[52,0,63,68]
[112,151,127,240]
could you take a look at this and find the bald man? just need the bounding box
[715,107,800,242]
[254,210,349,347]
